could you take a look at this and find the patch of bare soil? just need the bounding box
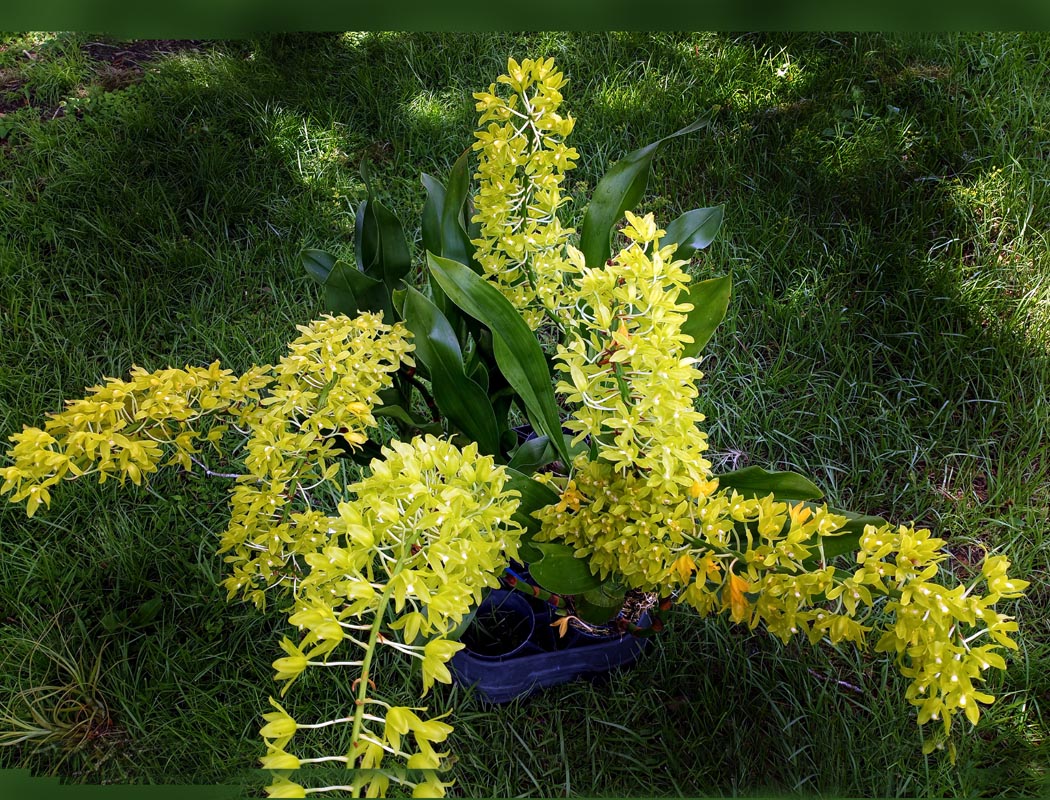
[0,39,204,120]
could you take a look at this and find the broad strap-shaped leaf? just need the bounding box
[504,467,560,561]
[464,346,490,393]
[420,172,446,259]
[580,115,711,267]
[427,253,571,466]
[302,248,337,285]
[326,259,390,319]
[680,273,732,358]
[504,467,559,525]
[371,200,412,289]
[373,404,443,437]
[355,162,412,289]
[391,287,408,320]
[400,285,500,456]
[576,580,627,624]
[440,149,478,272]
[355,199,381,276]
[421,169,465,329]
[716,465,824,501]
[661,205,724,261]
[528,542,605,595]
[508,435,556,473]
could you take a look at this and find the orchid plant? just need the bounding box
[1,58,1028,797]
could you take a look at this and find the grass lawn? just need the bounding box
[0,31,1047,796]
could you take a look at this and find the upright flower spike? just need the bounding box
[554,213,712,493]
[471,57,579,329]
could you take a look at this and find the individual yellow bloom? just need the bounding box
[671,553,697,583]
[421,638,465,695]
[550,615,574,638]
[621,210,662,244]
[385,707,454,750]
[272,638,310,685]
[787,502,813,527]
[412,773,455,798]
[259,746,301,769]
[724,572,751,624]
[554,480,584,513]
[689,478,719,499]
[260,697,297,741]
[264,776,307,798]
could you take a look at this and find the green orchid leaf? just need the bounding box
[355,199,381,276]
[371,199,412,290]
[427,253,571,466]
[517,543,542,564]
[661,205,724,261]
[373,404,443,437]
[529,543,604,595]
[716,465,824,501]
[421,165,467,329]
[325,259,390,319]
[576,581,627,624]
[681,273,732,358]
[354,161,411,289]
[420,172,446,260]
[302,248,337,285]
[508,435,556,473]
[441,149,478,272]
[580,115,712,267]
[504,466,559,561]
[504,467,559,535]
[391,287,407,320]
[464,346,490,393]
[376,387,402,408]
[322,258,359,316]
[400,285,500,455]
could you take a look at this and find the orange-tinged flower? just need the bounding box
[698,554,723,581]
[689,478,719,499]
[788,502,813,527]
[724,572,751,624]
[672,553,696,583]
[550,615,574,638]
[554,480,584,513]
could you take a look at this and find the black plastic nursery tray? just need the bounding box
[450,588,650,704]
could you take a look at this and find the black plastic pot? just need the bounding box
[450,587,650,704]
[458,590,535,659]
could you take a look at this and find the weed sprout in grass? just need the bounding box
[0,57,1030,797]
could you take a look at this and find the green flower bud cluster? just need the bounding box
[554,211,712,493]
[471,57,579,329]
